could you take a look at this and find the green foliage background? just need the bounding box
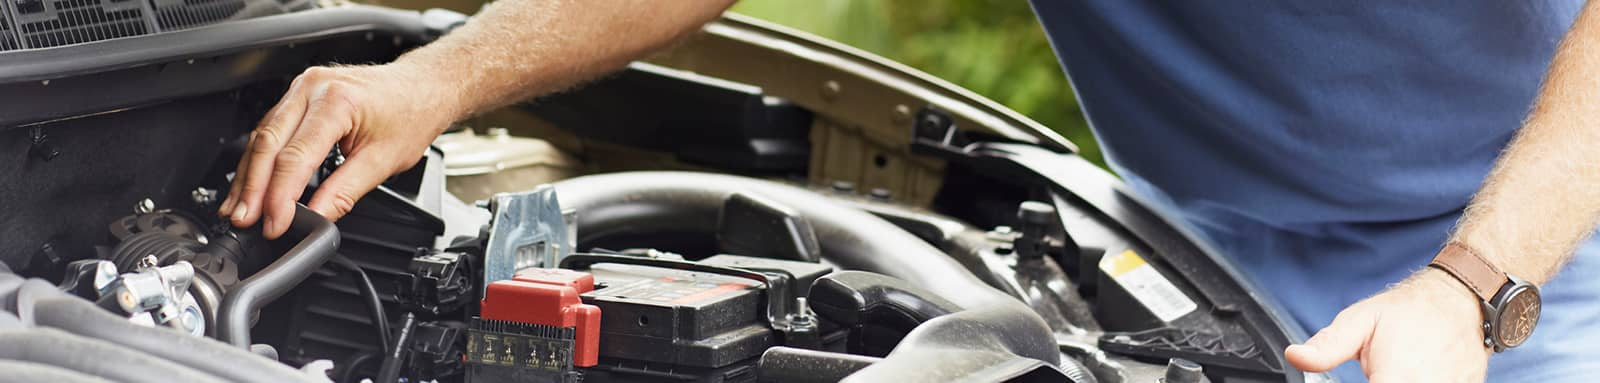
[731,0,1103,166]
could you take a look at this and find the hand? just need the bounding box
[217,64,457,239]
[1285,268,1491,382]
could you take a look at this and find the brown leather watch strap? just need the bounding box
[1429,243,1509,302]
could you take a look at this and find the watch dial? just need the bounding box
[1494,287,1541,348]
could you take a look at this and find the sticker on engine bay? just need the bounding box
[1099,249,1197,322]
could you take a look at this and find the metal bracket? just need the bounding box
[482,185,573,297]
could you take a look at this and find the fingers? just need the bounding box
[308,152,392,221]
[1285,304,1377,373]
[259,81,359,239]
[223,77,312,228]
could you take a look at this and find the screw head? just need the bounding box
[820,81,842,101]
[892,104,912,124]
[831,181,855,193]
[135,198,156,214]
[487,127,511,140]
[191,187,217,205]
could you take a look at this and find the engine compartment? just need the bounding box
[0,6,1315,383]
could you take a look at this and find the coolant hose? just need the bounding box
[553,172,1008,310]
[0,329,228,383]
[218,204,341,347]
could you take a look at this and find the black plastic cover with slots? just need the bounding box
[0,0,266,51]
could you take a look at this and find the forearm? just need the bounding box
[1452,0,1600,285]
[392,0,736,119]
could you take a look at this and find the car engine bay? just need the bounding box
[0,3,1317,383]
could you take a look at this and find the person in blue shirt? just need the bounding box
[219,1,1600,381]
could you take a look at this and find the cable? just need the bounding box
[375,313,416,383]
[332,254,392,353]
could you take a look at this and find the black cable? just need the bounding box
[332,254,392,353]
[375,313,416,383]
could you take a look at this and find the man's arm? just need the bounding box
[1285,1,1600,381]
[400,0,738,119]
[218,0,737,238]
[1451,0,1600,285]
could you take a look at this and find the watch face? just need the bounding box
[1493,286,1541,348]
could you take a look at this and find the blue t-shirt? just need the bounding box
[1028,1,1595,381]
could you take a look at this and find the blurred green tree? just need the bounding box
[731,0,1103,167]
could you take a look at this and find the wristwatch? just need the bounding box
[1428,243,1541,352]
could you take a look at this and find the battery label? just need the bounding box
[1099,249,1197,322]
[599,277,755,304]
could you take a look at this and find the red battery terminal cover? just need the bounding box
[480,268,602,367]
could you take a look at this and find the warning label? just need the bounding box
[1099,249,1197,322]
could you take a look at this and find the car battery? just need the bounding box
[580,262,775,369]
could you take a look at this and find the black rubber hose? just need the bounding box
[30,295,315,383]
[333,254,392,353]
[0,329,228,383]
[0,359,111,383]
[218,204,341,347]
[552,172,1010,310]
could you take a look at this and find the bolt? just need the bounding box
[789,297,816,327]
[869,188,893,201]
[191,187,217,206]
[136,255,159,270]
[830,181,855,193]
[180,306,204,335]
[487,127,511,141]
[986,226,1018,241]
[820,80,842,101]
[892,104,912,124]
[135,198,156,215]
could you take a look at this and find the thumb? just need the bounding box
[1285,305,1377,372]
[307,153,391,221]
